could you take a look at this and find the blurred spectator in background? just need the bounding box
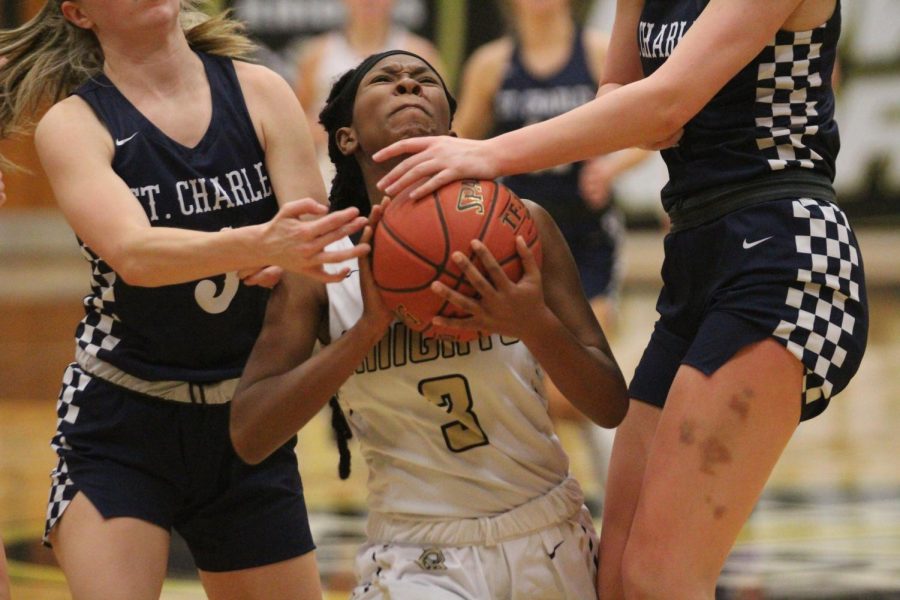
[293,0,443,187]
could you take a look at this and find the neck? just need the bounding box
[517,10,574,50]
[100,28,199,94]
[345,18,392,56]
[360,153,398,204]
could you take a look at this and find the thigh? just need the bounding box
[507,506,600,600]
[50,492,170,600]
[177,434,314,573]
[627,339,802,584]
[199,551,323,600]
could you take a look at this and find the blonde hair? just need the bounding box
[0,0,256,169]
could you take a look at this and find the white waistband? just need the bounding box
[75,347,238,405]
[365,476,585,547]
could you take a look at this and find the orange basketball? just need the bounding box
[372,179,542,342]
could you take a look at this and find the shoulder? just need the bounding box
[35,96,111,159]
[234,60,297,109]
[582,28,610,78]
[234,60,293,94]
[467,37,514,73]
[523,199,557,239]
[462,37,514,88]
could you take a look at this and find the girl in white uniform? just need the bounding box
[230,50,628,599]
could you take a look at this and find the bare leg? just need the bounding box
[50,492,170,600]
[597,400,660,600]
[621,339,802,599]
[200,551,324,600]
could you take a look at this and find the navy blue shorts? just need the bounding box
[629,198,868,421]
[45,364,314,572]
[560,208,625,300]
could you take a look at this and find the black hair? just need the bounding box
[318,49,457,215]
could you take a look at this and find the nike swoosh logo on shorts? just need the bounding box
[742,236,773,249]
[115,132,139,146]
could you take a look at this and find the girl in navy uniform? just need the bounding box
[0,1,367,598]
[374,0,869,597]
[229,50,628,599]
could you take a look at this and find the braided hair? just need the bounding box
[317,50,456,479]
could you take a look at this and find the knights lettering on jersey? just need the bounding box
[354,320,520,374]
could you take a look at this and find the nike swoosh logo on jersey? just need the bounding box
[548,540,564,559]
[115,132,139,146]
[742,236,773,249]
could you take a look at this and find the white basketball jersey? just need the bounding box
[325,238,570,519]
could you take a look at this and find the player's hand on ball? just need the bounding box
[374,136,500,201]
[359,200,394,332]
[430,236,544,339]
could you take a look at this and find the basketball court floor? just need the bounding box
[1,211,898,599]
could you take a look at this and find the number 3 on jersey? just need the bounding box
[418,374,489,452]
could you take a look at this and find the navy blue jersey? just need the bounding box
[73,53,279,382]
[492,30,601,233]
[639,0,841,211]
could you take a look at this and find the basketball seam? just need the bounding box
[375,194,450,293]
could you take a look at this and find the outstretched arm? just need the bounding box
[374,0,808,199]
[36,70,367,286]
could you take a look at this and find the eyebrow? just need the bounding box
[371,63,435,78]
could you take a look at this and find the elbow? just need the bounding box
[651,102,689,144]
[114,259,158,287]
[598,378,630,429]
[228,417,266,466]
[103,245,162,287]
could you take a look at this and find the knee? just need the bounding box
[620,537,714,600]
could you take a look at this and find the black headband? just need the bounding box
[331,49,457,129]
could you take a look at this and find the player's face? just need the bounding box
[61,0,181,36]
[352,55,452,154]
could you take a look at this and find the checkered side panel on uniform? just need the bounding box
[44,456,77,545]
[44,365,93,545]
[75,243,122,356]
[773,199,862,407]
[755,27,826,170]
[51,364,92,453]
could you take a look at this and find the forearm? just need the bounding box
[230,319,386,464]
[488,78,682,177]
[520,308,628,428]
[111,223,268,287]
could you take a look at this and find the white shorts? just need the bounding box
[351,478,598,600]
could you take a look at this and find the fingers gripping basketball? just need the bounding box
[372,179,542,342]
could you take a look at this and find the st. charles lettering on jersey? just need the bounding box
[638,20,689,58]
[130,161,272,221]
[355,321,519,374]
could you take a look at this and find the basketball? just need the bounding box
[371,179,542,342]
